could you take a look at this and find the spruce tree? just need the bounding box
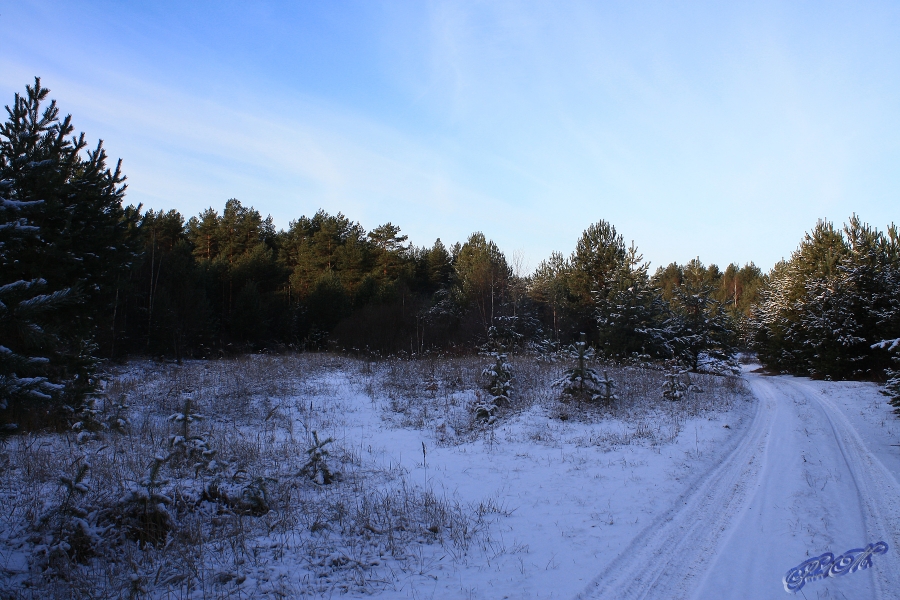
[0,279,72,413]
[874,339,900,414]
[884,368,900,415]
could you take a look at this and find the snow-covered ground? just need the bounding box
[347,369,751,599]
[579,367,900,599]
[1,355,898,599]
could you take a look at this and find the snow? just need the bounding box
[873,338,900,352]
[1,356,899,598]
[339,389,748,599]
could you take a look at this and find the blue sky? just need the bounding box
[2,1,898,273]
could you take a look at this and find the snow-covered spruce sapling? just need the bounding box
[686,373,704,394]
[70,393,129,442]
[596,371,619,406]
[300,431,339,485]
[874,339,900,415]
[36,460,106,569]
[532,337,560,363]
[105,395,130,433]
[118,454,174,547]
[202,470,277,515]
[553,333,605,400]
[485,316,525,353]
[168,397,217,473]
[71,397,105,443]
[473,392,498,424]
[239,477,272,516]
[475,352,513,424]
[885,371,900,415]
[662,372,688,401]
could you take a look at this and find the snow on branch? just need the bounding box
[872,339,900,352]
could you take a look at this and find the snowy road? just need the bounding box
[577,371,900,600]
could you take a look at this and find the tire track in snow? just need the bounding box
[780,378,900,598]
[576,373,900,600]
[575,377,773,600]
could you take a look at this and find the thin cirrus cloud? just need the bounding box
[2,1,899,271]
[421,2,899,267]
[0,54,504,250]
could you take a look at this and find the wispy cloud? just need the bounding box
[3,1,899,270]
[0,56,518,250]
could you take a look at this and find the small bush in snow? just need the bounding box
[300,431,339,485]
[553,333,605,400]
[117,454,175,547]
[596,371,619,406]
[168,397,217,472]
[662,372,688,401]
[475,352,513,424]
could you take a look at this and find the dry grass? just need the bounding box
[0,351,748,598]
[0,354,500,599]
[371,353,750,449]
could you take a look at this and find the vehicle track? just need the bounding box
[780,377,900,598]
[576,372,900,600]
[575,373,773,599]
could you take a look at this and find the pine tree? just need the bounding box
[529,251,573,342]
[665,276,736,372]
[475,357,511,424]
[282,210,369,298]
[455,232,512,334]
[662,372,687,401]
[425,238,454,290]
[569,221,627,309]
[596,243,670,358]
[0,78,137,422]
[752,217,900,379]
[554,333,605,400]
[368,222,409,278]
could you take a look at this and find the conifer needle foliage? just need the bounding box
[554,333,606,401]
[0,78,137,426]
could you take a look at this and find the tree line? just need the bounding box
[120,205,762,363]
[0,80,761,427]
[751,216,900,380]
[4,78,898,429]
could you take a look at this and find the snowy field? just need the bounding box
[1,354,898,599]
